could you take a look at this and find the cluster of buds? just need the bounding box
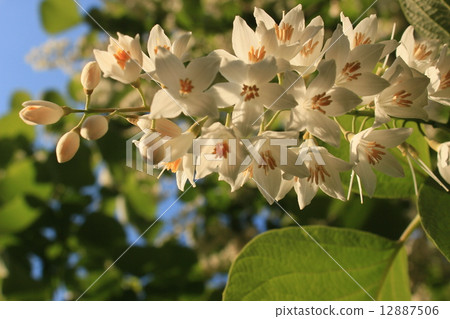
[19,5,449,210]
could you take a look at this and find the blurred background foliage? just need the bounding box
[0,0,449,301]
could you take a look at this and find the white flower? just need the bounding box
[340,13,397,57]
[277,139,353,209]
[397,26,439,73]
[426,45,450,107]
[150,48,220,119]
[56,131,80,163]
[237,131,309,204]
[437,141,450,185]
[289,16,325,75]
[324,25,389,96]
[287,60,362,147]
[253,5,303,68]
[374,57,429,125]
[94,33,143,84]
[209,57,296,136]
[20,100,64,125]
[142,24,191,79]
[194,122,246,186]
[350,127,412,197]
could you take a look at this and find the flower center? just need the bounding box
[114,49,131,70]
[341,61,362,81]
[439,71,450,90]
[307,163,330,185]
[165,158,182,173]
[300,39,319,57]
[362,140,386,165]
[274,22,294,43]
[240,84,260,101]
[179,78,194,96]
[414,43,432,61]
[248,46,266,63]
[154,45,171,55]
[258,150,277,175]
[392,90,412,107]
[354,32,371,47]
[311,92,332,114]
[212,142,230,159]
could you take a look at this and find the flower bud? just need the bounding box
[19,100,64,125]
[136,116,181,137]
[80,115,109,140]
[81,61,101,93]
[133,130,168,165]
[56,131,80,163]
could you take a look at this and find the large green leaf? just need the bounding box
[0,197,40,234]
[418,178,450,261]
[40,0,82,34]
[398,0,450,43]
[224,227,410,300]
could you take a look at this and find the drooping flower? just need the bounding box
[426,45,450,107]
[374,57,429,125]
[350,127,413,197]
[397,26,439,73]
[149,48,220,119]
[142,24,191,79]
[276,138,353,209]
[287,60,362,147]
[20,100,65,125]
[437,141,450,185]
[94,33,143,84]
[234,131,310,204]
[209,56,296,136]
[324,25,390,96]
[194,122,246,187]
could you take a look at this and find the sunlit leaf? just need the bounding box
[40,0,82,34]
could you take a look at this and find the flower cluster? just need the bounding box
[19,5,449,210]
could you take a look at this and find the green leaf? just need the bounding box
[418,178,450,261]
[0,197,40,234]
[398,0,450,43]
[224,227,410,300]
[40,0,82,34]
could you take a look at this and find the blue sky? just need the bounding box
[0,0,102,115]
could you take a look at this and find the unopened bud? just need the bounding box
[19,100,64,125]
[133,130,168,165]
[135,116,181,137]
[81,61,101,94]
[80,115,109,140]
[56,131,80,163]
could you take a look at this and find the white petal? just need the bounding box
[294,178,318,210]
[207,82,241,108]
[220,59,247,84]
[254,7,276,29]
[186,56,220,92]
[155,48,186,91]
[373,151,404,178]
[253,166,282,204]
[339,72,390,96]
[258,83,297,111]
[276,178,295,201]
[324,25,350,72]
[184,93,219,118]
[307,60,336,98]
[172,31,192,59]
[302,110,341,148]
[325,87,361,116]
[366,127,412,149]
[232,100,262,137]
[353,161,377,197]
[232,16,259,62]
[347,43,384,71]
[247,57,278,84]
[150,89,182,119]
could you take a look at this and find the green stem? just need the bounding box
[398,214,421,243]
[225,112,232,127]
[66,106,148,114]
[136,86,149,111]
